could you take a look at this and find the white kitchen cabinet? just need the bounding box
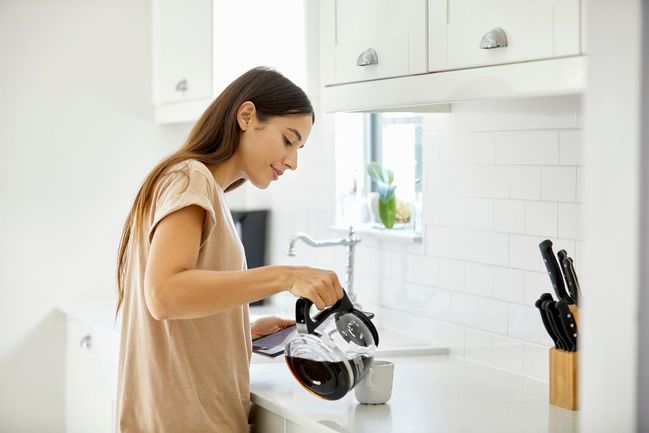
[153,0,213,106]
[321,0,585,112]
[321,0,427,86]
[249,403,285,433]
[65,316,119,433]
[428,0,582,72]
[152,0,307,123]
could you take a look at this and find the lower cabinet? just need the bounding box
[65,316,119,433]
[249,403,309,433]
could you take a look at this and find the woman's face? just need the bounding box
[237,103,313,189]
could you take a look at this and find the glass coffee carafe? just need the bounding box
[284,291,379,400]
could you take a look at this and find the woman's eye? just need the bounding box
[283,136,292,146]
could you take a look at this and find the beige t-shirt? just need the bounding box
[117,159,252,433]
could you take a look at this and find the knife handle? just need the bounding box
[556,300,578,352]
[535,297,560,349]
[539,240,572,303]
[560,255,579,306]
[567,257,583,303]
[542,300,570,351]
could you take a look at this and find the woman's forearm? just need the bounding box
[148,265,292,320]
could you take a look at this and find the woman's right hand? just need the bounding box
[286,266,344,310]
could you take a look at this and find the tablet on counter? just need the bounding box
[252,325,297,358]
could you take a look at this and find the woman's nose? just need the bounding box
[284,151,298,171]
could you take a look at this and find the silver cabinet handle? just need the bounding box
[479,28,508,49]
[79,334,92,350]
[356,48,378,66]
[175,79,188,92]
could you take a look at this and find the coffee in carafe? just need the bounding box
[284,291,379,400]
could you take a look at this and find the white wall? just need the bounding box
[0,0,191,430]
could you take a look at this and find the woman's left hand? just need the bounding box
[251,316,296,340]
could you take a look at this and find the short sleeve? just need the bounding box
[148,162,217,249]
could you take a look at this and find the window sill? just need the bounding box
[328,224,423,243]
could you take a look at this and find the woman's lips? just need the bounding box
[272,167,281,180]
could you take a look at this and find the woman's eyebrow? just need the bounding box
[287,128,302,142]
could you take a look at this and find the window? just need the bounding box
[334,112,423,235]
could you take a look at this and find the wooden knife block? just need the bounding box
[549,304,579,410]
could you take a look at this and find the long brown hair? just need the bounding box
[116,67,314,316]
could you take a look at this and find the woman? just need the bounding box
[115,67,343,433]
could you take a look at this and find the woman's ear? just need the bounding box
[237,101,256,130]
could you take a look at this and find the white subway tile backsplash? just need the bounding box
[494,199,525,233]
[441,132,495,164]
[465,198,494,230]
[509,166,542,200]
[437,321,466,357]
[524,271,552,306]
[541,167,577,202]
[541,111,577,129]
[525,131,559,165]
[559,129,582,166]
[479,231,509,266]
[509,235,542,271]
[478,298,509,334]
[453,229,481,262]
[439,196,467,227]
[406,254,440,287]
[493,335,524,374]
[465,263,494,297]
[508,304,542,343]
[422,287,453,321]
[524,201,558,237]
[437,259,465,292]
[558,203,582,239]
[313,97,583,382]
[495,131,526,164]
[422,132,441,163]
[576,167,585,203]
[479,166,509,198]
[493,267,525,303]
[451,293,479,327]
[523,343,550,381]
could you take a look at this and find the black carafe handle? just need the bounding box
[296,290,355,334]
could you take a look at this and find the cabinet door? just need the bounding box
[65,317,119,433]
[428,0,581,72]
[322,0,428,85]
[153,0,213,104]
[211,0,308,96]
[249,403,285,433]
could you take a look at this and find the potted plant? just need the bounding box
[367,162,397,229]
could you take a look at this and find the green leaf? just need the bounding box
[377,182,396,201]
[367,161,384,183]
[383,168,394,185]
[378,195,397,228]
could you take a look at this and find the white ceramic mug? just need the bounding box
[354,360,394,405]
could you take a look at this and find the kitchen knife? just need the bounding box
[556,300,578,352]
[560,254,580,306]
[566,256,583,304]
[543,300,574,352]
[535,296,561,349]
[539,240,572,304]
[542,299,571,351]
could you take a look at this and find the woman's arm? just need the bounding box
[144,205,342,320]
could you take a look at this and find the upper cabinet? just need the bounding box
[153,0,213,107]
[428,0,581,71]
[321,0,586,112]
[152,0,308,123]
[321,0,427,85]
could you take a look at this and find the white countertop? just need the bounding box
[250,354,577,433]
[57,297,575,432]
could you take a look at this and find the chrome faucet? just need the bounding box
[287,226,362,307]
